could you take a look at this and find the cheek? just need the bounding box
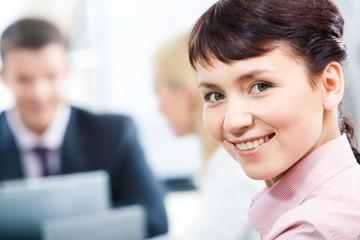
[159,93,189,131]
[14,86,32,103]
[160,102,172,120]
[160,94,177,118]
[54,81,64,92]
[52,80,66,97]
[259,88,323,129]
[263,89,324,154]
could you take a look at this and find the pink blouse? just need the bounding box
[249,135,360,239]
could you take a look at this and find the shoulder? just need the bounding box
[270,186,360,239]
[70,106,133,124]
[0,111,10,134]
[0,111,6,122]
[70,106,135,130]
[68,106,138,141]
[271,207,360,239]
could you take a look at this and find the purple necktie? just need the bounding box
[33,147,50,176]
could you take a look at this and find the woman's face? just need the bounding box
[154,77,195,136]
[197,47,329,187]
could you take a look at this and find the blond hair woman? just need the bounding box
[153,33,262,240]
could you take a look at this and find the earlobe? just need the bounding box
[321,61,344,110]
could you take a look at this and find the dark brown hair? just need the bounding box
[1,18,67,61]
[189,0,360,162]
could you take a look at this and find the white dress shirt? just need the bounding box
[6,104,71,178]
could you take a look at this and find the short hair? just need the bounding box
[189,0,360,163]
[189,0,347,82]
[1,18,67,60]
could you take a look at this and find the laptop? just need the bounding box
[0,170,111,240]
[42,204,146,240]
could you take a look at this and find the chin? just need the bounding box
[244,172,267,181]
[175,131,188,137]
[173,126,193,137]
[27,115,52,132]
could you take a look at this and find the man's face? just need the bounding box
[1,43,69,134]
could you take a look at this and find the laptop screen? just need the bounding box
[0,170,111,240]
[42,204,146,240]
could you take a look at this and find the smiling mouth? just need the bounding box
[235,133,275,151]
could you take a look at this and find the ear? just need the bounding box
[321,61,344,110]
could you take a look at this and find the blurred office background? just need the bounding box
[0,1,217,235]
[1,0,360,181]
[0,0,359,235]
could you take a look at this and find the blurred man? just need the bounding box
[0,18,167,238]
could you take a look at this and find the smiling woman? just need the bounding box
[197,48,328,186]
[189,0,360,239]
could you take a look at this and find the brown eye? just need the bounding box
[258,84,268,92]
[251,82,270,94]
[207,92,225,102]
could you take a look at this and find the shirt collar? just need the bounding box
[6,104,71,152]
[248,134,357,237]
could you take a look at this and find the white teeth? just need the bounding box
[236,136,272,151]
[246,142,254,149]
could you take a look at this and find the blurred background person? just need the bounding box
[0,18,167,238]
[153,32,263,240]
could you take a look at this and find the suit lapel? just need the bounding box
[0,112,24,180]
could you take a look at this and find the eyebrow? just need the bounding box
[238,69,271,82]
[198,82,219,89]
[198,69,273,89]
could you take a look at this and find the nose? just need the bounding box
[30,79,52,101]
[223,97,254,133]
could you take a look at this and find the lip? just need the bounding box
[231,133,275,157]
[231,133,274,145]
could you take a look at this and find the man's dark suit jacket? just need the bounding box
[0,106,168,237]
